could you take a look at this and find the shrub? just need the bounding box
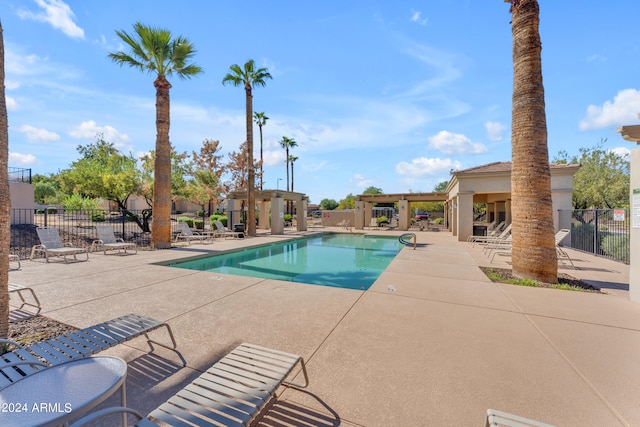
[196,209,205,217]
[193,219,204,229]
[600,233,629,263]
[90,210,106,222]
[46,207,57,214]
[178,217,194,227]
[210,214,228,227]
[377,216,389,225]
[433,217,444,225]
[284,214,293,223]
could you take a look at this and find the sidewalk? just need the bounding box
[8,229,639,426]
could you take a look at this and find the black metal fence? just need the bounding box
[9,209,214,259]
[558,209,630,264]
[8,167,32,183]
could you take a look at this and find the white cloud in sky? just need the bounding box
[9,152,38,165]
[18,0,85,39]
[5,80,20,90]
[263,150,285,167]
[68,120,130,146]
[395,157,462,177]
[485,121,506,141]
[410,10,428,26]
[610,146,631,158]
[428,130,487,155]
[352,173,375,189]
[18,125,60,142]
[580,88,640,130]
[5,96,18,111]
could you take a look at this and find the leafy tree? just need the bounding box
[223,59,272,237]
[34,182,58,204]
[433,180,449,192]
[362,186,383,194]
[225,140,261,220]
[320,198,339,210]
[555,141,630,209]
[0,22,10,338]
[253,112,269,190]
[507,0,557,283]
[191,139,226,214]
[110,22,202,248]
[338,193,356,210]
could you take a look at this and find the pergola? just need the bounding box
[355,192,447,231]
[227,189,309,235]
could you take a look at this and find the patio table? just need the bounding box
[0,355,128,426]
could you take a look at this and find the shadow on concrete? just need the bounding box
[259,390,341,427]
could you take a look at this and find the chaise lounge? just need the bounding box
[91,225,138,255]
[30,227,89,263]
[68,342,308,427]
[0,313,185,390]
[175,221,212,245]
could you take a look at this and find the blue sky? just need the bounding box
[2,1,640,204]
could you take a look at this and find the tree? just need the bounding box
[109,22,202,248]
[192,139,226,214]
[320,198,339,210]
[338,193,356,210]
[507,0,557,283]
[289,155,298,193]
[226,141,261,222]
[0,22,9,338]
[253,112,269,190]
[433,180,449,192]
[279,136,297,214]
[555,141,630,209]
[362,186,383,195]
[223,60,272,237]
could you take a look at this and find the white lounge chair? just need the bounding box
[68,343,308,427]
[469,223,512,247]
[30,227,89,263]
[486,409,555,426]
[174,221,211,244]
[0,313,185,390]
[91,225,137,255]
[214,220,243,239]
[9,283,41,318]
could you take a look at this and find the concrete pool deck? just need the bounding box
[7,228,638,426]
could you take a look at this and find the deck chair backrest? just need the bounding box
[555,229,570,245]
[178,222,195,236]
[214,220,227,232]
[497,223,512,238]
[95,226,118,244]
[36,227,65,249]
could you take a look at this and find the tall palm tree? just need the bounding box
[289,155,299,193]
[0,22,10,338]
[109,22,202,249]
[223,60,272,237]
[507,0,557,283]
[253,112,269,190]
[279,136,297,214]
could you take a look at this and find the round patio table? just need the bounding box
[0,356,128,427]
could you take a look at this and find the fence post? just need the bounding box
[44,207,48,227]
[593,209,599,256]
[121,208,126,238]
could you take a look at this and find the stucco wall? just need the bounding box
[10,181,34,225]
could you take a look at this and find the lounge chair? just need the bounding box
[487,229,577,269]
[174,221,211,244]
[485,409,555,427]
[30,227,89,263]
[91,225,137,255]
[0,313,185,390]
[389,218,398,228]
[68,342,308,427]
[9,283,41,317]
[8,254,20,270]
[214,220,244,239]
[467,221,505,243]
[469,223,512,247]
[369,218,378,229]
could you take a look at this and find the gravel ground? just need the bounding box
[481,267,600,292]
[8,315,78,347]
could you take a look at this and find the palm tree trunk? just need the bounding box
[0,23,11,338]
[510,0,557,283]
[259,124,264,190]
[152,75,173,249]
[245,84,256,237]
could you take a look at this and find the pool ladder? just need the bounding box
[399,233,417,250]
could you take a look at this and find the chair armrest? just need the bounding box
[68,406,145,427]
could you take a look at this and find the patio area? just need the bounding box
[7,228,638,426]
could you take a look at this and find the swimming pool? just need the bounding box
[168,234,403,290]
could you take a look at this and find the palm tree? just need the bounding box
[507,0,557,283]
[223,60,272,237]
[279,136,297,214]
[0,22,10,338]
[289,155,299,193]
[109,23,202,249]
[253,112,269,190]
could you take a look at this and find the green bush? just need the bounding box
[196,210,205,217]
[572,222,595,253]
[377,216,389,225]
[284,214,293,223]
[90,210,106,222]
[46,207,57,214]
[193,219,204,229]
[433,217,444,225]
[600,233,629,263]
[178,217,194,227]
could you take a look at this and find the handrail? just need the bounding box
[399,233,416,249]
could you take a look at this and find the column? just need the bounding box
[398,199,409,231]
[456,192,474,242]
[271,196,284,235]
[355,200,365,230]
[297,198,308,231]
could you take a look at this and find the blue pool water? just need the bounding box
[169,234,403,290]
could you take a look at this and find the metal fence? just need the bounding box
[9,209,214,259]
[558,209,630,264]
[8,167,32,183]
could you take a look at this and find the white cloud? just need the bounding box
[18,0,85,39]
[351,173,375,188]
[9,152,38,165]
[263,150,285,167]
[428,130,487,155]
[5,96,18,111]
[580,89,640,130]
[485,121,506,141]
[395,157,462,177]
[5,80,20,90]
[410,10,428,26]
[68,120,130,146]
[610,146,631,158]
[18,125,60,142]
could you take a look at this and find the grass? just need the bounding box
[480,267,599,293]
